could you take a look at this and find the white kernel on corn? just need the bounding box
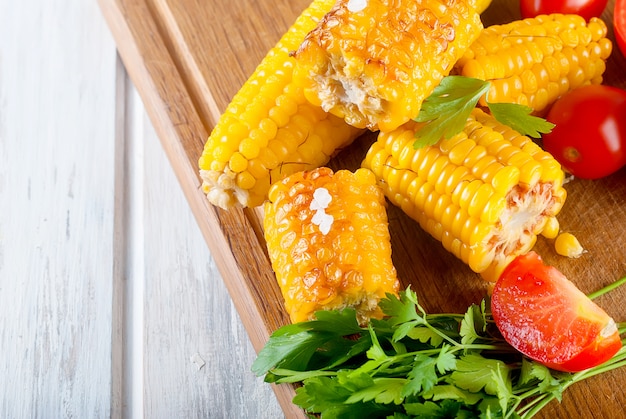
[310,187,334,235]
[312,211,334,235]
[347,0,368,13]
[555,232,585,258]
[310,187,332,210]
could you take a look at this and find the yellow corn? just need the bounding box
[291,0,483,132]
[362,108,567,282]
[555,232,585,258]
[198,0,364,209]
[454,14,612,114]
[541,215,560,239]
[263,167,400,323]
[473,0,493,13]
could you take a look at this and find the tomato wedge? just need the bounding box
[491,252,622,372]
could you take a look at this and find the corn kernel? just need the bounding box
[541,216,560,239]
[229,152,248,173]
[236,171,256,190]
[555,232,585,258]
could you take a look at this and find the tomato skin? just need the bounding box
[616,0,626,58]
[491,252,622,373]
[520,0,608,20]
[541,85,626,179]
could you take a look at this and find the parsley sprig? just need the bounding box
[413,76,555,148]
[253,281,626,419]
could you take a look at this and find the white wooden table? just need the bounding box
[0,0,284,417]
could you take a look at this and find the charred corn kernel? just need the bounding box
[263,167,400,324]
[362,108,567,280]
[199,0,364,210]
[291,0,483,131]
[555,232,585,258]
[454,14,612,114]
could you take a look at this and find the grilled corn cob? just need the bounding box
[362,108,567,282]
[263,167,400,323]
[291,0,483,132]
[198,0,363,210]
[453,14,612,114]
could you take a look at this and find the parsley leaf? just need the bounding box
[450,354,513,413]
[422,383,484,405]
[460,303,486,345]
[488,102,555,138]
[346,377,406,404]
[293,375,394,417]
[251,308,363,376]
[414,76,489,148]
[451,354,511,397]
[405,399,476,418]
[436,345,457,374]
[379,288,427,342]
[413,75,555,148]
[406,325,445,347]
[403,354,438,395]
[519,358,566,399]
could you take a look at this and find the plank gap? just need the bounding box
[112,59,147,419]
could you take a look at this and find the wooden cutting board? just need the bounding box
[98,0,626,416]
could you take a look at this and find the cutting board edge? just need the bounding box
[97,0,305,416]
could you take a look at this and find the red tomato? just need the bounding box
[520,0,608,20]
[616,0,626,57]
[491,252,622,372]
[541,85,626,179]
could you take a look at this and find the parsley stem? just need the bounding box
[587,275,626,300]
[516,393,552,418]
[518,346,626,418]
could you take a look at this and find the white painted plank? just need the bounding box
[0,0,287,416]
[0,0,119,417]
[131,82,284,418]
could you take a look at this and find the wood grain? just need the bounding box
[99,0,626,417]
[0,0,119,416]
[131,88,283,418]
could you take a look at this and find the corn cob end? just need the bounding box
[200,168,251,210]
[292,0,483,131]
[198,0,363,210]
[363,108,568,284]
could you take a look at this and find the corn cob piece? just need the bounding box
[263,167,400,323]
[473,0,493,13]
[453,14,612,114]
[362,108,567,282]
[198,0,364,210]
[291,0,483,132]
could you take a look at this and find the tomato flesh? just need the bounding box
[541,85,626,179]
[520,0,608,20]
[491,252,622,372]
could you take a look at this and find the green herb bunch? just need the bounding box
[253,287,626,419]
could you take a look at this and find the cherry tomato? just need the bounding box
[520,0,608,20]
[491,252,622,373]
[541,85,626,179]
[616,0,626,58]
